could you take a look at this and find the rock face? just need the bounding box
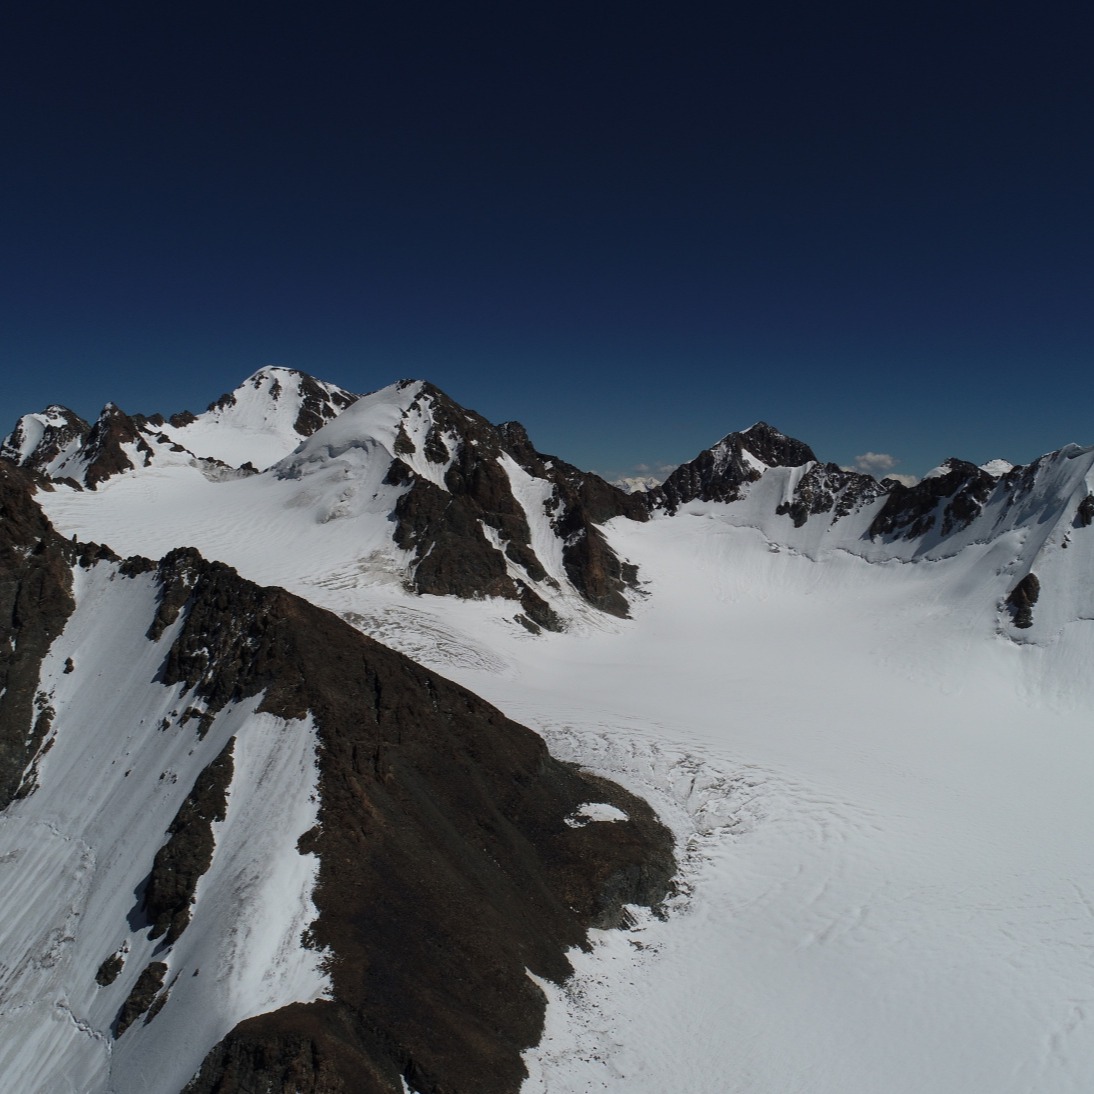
[0,405,90,478]
[0,466,675,1094]
[81,403,160,489]
[775,463,888,528]
[115,961,169,1037]
[138,544,674,1093]
[652,422,818,511]
[143,740,236,946]
[0,463,77,806]
[380,383,645,623]
[1006,572,1041,629]
[868,459,997,540]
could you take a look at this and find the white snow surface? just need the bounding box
[609,475,660,494]
[156,366,355,470]
[0,560,328,1094]
[19,397,1094,1092]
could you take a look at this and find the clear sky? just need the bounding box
[2,2,1092,481]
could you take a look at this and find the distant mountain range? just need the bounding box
[8,366,1090,639]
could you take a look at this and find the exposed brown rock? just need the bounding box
[96,949,126,987]
[0,405,90,472]
[144,740,235,945]
[1006,572,1040,629]
[869,460,995,541]
[775,463,887,528]
[292,373,359,437]
[144,550,674,1094]
[81,403,156,489]
[0,464,76,808]
[653,422,817,512]
[387,386,643,621]
[116,961,169,1036]
[391,477,518,602]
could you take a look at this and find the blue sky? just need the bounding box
[3,2,1092,481]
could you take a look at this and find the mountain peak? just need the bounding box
[0,405,90,477]
[156,368,360,470]
[653,422,819,510]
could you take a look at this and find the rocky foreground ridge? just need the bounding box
[0,460,674,1093]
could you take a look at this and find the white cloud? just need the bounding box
[839,454,918,486]
[853,451,897,474]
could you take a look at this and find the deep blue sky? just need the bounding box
[3,1,1092,480]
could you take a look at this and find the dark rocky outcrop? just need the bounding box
[144,740,235,945]
[869,459,996,541]
[388,384,643,622]
[390,472,519,602]
[116,961,169,1036]
[775,463,888,528]
[1076,494,1094,528]
[95,949,126,987]
[0,473,673,1091]
[79,403,157,489]
[0,464,76,807]
[1006,572,1041,629]
[130,548,675,1094]
[292,372,360,436]
[200,368,359,441]
[183,1014,355,1094]
[652,422,817,512]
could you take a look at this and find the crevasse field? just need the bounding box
[38,438,1094,1094]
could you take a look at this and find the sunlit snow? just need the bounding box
[0,561,329,1094]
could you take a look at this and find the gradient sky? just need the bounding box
[3,2,1092,481]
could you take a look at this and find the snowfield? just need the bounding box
[34,480,1094,1093]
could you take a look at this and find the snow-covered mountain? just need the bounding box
[7,371,646,631]
[5,368,1094,1094]
[609,474,662,494]
[0,459,671,1094]
[2,367,359,489]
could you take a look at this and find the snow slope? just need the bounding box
[155,366,358,470]
[0,560,328,1094]
[343,508,1094,1094]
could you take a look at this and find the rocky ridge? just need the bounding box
[0,468,675,1094]
[7,369,1094,639]
[4,373,645,627]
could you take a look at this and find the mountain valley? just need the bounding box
[4,367,1094,1093]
